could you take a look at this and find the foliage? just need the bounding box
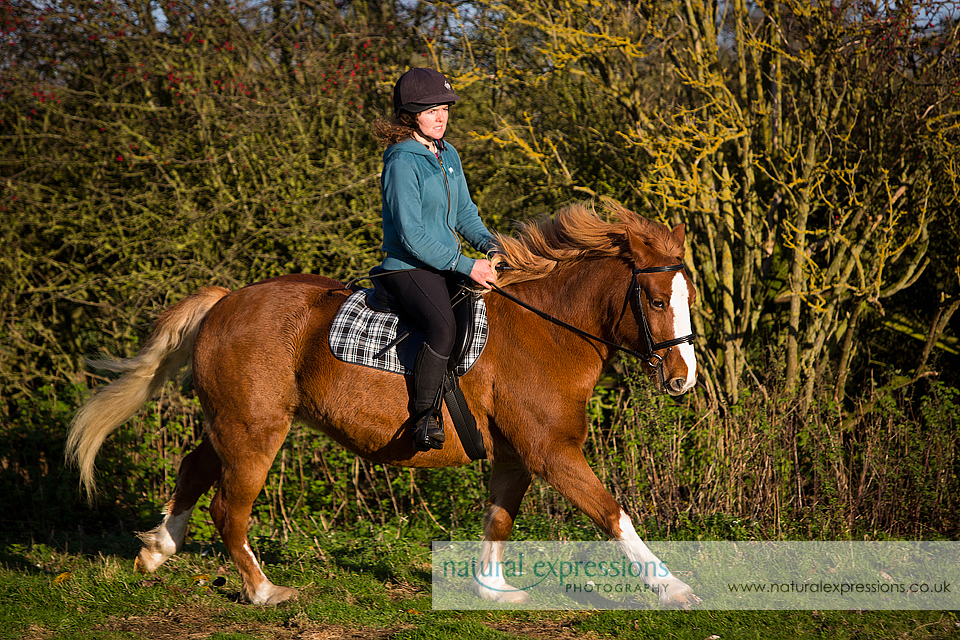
[0,383,207,538]
[577,362,960,539]
[5,360,956,549]
[0,382,490,544]
[2,0,958,410]
[458,0,960,408]
[0,0,415,404]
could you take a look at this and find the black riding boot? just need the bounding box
[412,343,448,451]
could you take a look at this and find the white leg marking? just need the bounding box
[242,541,276,604]
[670,272,697,393]
[136,505,194,573]
[163,508,193,550]
[616,511,677,581]
[617,511,697,606]
[242,542,262,570]
[239,541,298,605]
[474,540,530,603]
[476,541,508,597]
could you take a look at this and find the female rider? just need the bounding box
[373,68,499,452]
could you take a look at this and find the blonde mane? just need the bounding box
[491,199,683,286]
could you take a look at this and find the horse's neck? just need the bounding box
[497,258,629,361]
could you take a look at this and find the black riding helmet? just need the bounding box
[393,68,460,116]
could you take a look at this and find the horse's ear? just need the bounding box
[624,228,650,264]
[671,223,686,245]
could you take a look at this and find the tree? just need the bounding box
[459,0,960,408]
[0,0,418,402]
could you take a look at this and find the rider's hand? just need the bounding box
[469,259,498,289]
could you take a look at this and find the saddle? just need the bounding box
[328,267,488,459]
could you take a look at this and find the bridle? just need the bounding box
[490,263,696,373]
[630,264,697,370]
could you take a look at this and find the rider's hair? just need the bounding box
[373,111,419,147]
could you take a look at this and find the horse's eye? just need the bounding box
[651,299,666,310]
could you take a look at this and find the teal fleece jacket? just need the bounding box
[380,138,496,276]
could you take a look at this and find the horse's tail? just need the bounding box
[66,286,231,503]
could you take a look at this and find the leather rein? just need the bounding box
[491,263,696,370]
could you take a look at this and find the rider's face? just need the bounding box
[415,105,450,141]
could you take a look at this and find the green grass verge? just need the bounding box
[2,523,958,640]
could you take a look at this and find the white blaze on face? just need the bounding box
[669,271,697,393]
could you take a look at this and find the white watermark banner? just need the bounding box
[432,541,960,610]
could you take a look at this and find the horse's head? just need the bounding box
[624,225,698,396]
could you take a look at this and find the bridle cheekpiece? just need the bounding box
[631,263,696,370]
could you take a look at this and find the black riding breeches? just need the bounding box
[377,268,458,359]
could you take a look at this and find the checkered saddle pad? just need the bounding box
[328,289,488,376]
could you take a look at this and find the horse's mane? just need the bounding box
[491,198,683,286]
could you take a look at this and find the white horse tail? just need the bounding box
[66,286,231,502]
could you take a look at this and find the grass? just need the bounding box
[2,523,958,640]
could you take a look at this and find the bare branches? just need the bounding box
[460,0,960,409]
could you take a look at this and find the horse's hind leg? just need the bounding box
[208,420,297,605]
[135,437,221,573]
[476,462,533,603]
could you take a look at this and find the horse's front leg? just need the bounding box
[476,462,533,603]
[532,444,701,608]
[613,510,701,607]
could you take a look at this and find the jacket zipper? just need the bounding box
[436,152,462,263]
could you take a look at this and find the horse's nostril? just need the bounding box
[668,378,686,394]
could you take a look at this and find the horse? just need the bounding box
[66,199,700,607]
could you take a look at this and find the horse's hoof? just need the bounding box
[661,587,701,609]
[474,582,531,604]
[245,583,299,606]
[263,586,299,606]
[498,589,531,604]
[134,549,164,574]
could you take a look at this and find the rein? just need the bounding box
[491,263,695,370]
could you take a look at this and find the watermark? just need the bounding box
[432,541,960,610]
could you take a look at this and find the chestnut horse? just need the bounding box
[66,200,700,607]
